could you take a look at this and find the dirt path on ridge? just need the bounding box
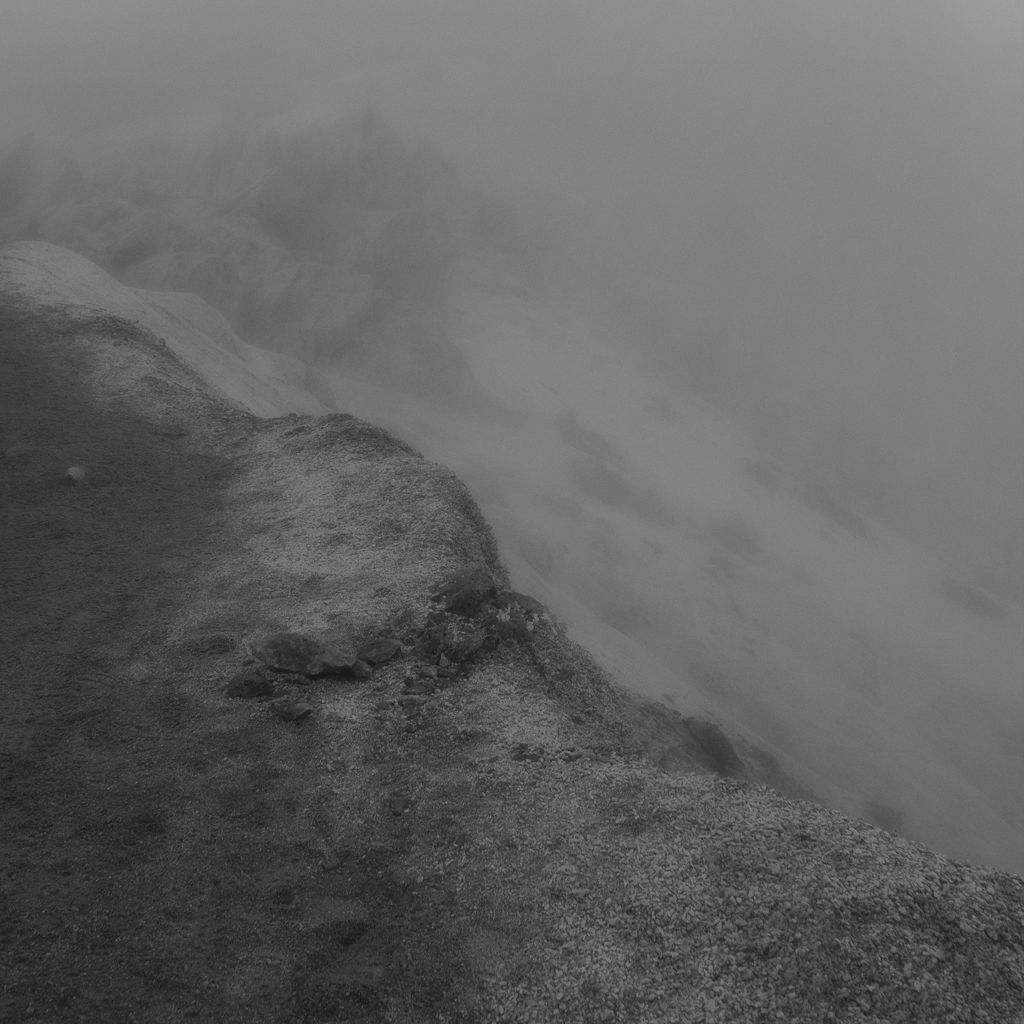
[0,301,415,1023]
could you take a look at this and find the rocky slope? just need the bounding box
[3,243,1024,1023]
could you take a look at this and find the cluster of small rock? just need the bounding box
[226,631,402,721]
[417,569,551,665]
[226,567,552,726]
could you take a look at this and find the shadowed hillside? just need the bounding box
[3,243,1024,1023]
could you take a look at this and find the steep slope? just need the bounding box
[3,242,1024,1023]
[4,120,1021,872]
[443,281,1024,872]
[308,271,1024,875]
[5,239,1023,878]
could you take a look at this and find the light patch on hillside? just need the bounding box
[0,241,329,417]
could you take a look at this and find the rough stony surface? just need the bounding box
[3,272,1024,1023]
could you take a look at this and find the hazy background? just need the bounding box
[3,0,1021,596]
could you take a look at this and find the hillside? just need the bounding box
[4,141,1023,878]
[4,120,1022,859]
[3,244,1024,1022]
[5,117,1024,877]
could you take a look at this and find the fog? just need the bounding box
[4,0,1021,589]
[2,1,1022,867]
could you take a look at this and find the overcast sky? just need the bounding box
[3,1,1018,379]
[2,2,1018,148]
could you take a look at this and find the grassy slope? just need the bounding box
[2,287,1024,1023]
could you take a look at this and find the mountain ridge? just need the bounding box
[3,240,1024,1022]
[5,224,1020,879]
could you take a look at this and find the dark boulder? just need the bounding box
[307,642,363,677]
[355,637,402,665]
[432,569,496,617]
[252,633,363,678]
[252,633,323,674]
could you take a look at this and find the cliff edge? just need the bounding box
[2,243,1022,1023]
